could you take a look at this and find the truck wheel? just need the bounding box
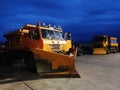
[25,54,37,72]
[35,61,52,73]
[4,52,13,66]
[114,48,118,53]
[77,48,83,56]
[107,49,110,54]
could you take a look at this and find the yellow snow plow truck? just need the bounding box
[4,22,80,78]
[92,35,119,55]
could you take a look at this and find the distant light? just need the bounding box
[42,23,46,26]
[48,24,51,27]
[58,26,62,30]
[54,25,56,28]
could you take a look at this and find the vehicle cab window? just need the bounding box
[30,30,39,40]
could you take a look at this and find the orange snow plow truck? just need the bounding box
[92,35,119,54]
[4,22,80,78]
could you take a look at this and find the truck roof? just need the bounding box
[109,37,117,40]
[4,23,63,39]
[23,24,62,32]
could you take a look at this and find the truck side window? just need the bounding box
[30,30,39,40]
[42,30,47,38]
[41,30,51,39]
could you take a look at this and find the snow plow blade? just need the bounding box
[32,48,80,78]
[93,48,107,55]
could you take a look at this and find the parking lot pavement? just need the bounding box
[0,53,120,90]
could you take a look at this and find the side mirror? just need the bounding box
[63,32,71,40]
[68,32,71,40]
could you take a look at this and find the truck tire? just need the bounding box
[3,52,13,66]
[35,61,52,73]
[25,54,37,72]
[77,48,83,56]
[114,47,118,53]
[107,49,110,54]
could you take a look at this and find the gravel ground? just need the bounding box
[0,53,120,90]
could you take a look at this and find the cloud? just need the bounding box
[1,0,120,42]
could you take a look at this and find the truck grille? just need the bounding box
[51,44,60,49]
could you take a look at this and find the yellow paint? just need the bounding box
[93,48,107,55]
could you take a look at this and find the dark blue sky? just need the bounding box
[1,0,120,42]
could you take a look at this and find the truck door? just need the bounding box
[30,30,40,48]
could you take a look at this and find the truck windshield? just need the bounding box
[41,29,63,40]
[54,31,63,40]
[110,40,117,43]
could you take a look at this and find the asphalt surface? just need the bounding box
[0,53,120,90]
